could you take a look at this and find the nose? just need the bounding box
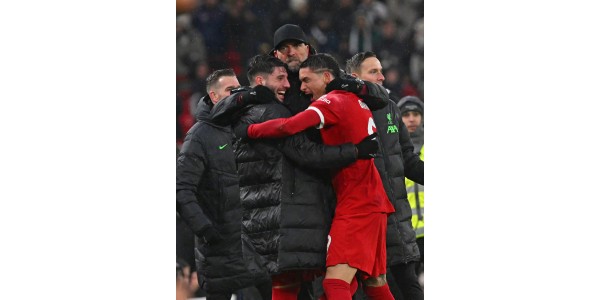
[287,46,297,57]
[283,79,291,89]
[378,73,385,82]
[300,82,307,93]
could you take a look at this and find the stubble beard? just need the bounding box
[286,59,301,72]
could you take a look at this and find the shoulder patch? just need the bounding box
[358,99,369,110]
[317,95,331,104]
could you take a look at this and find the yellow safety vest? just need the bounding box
[405,145,424,238]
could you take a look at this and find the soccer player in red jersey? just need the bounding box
[237,53,396,300]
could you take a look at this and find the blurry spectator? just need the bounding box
[400,74,419,99]
[191,0,228,69]
[188,62,211,118]
[177,13,207,93]
[191,61,211,94]
[332,0,358,59]
[409,18,424,100]
[224,0,271,77]
[223,0,250,74]
[349,12,376,54]
[412,0,424,19]
[373,19,402,72]
[309,12,340,55]
[177,0,198,15]
[382,67,404,102]
[332,0,356,40]
[287,0,313,33]
[267,0,292,30]
[388,0,423,39]
[310,0,336,12]
[177,89,197,147]
[177,93,197,146]
[356,0,389,26]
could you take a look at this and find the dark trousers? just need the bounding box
[388,261,424,300]
[206,293,232,300]
[298,280,316,300]
[212,280,272,300]
[351,261,423,300]
[415,237,424,276]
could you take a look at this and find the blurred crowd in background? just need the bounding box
[177,0,424,146]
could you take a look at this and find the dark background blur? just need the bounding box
[176,0,424,146]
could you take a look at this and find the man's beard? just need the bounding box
[286,58,301,72]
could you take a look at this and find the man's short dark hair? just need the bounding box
[246,54,287,83]
[345,51,377,74]
[206,68,236,94]
[299,53,341,78]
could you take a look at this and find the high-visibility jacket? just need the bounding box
[405,145,424,238]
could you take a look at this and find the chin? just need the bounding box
[287,63,300,72]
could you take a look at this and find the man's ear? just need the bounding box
[208,91,217,103]
[323,71,333,85]
[255,75,264,86]
[351,72,359,78]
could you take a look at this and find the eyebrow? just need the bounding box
[279,41,303,48]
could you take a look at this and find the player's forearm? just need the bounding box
[248,110,320,139]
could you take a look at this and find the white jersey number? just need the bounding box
[368,117,376,135]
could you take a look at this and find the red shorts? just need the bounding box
[326,212,388,279]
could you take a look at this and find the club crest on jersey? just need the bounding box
[317,96,331,104]
[358,99,369,110]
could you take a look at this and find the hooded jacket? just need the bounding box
[176,96,269,293]
[371,97,424,265]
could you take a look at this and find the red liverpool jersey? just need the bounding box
[308,90,394,216]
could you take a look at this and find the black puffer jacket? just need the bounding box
[228,99,357,274]
[176,97,269,293]
[371,98,425,265]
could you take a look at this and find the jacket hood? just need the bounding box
[195,94,214,121]
[194,95,234,131]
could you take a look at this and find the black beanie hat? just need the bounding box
[270,24,316,56]
[397,96,424,115]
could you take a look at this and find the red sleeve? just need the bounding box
[247,109,321,139]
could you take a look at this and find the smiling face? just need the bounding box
[260,66,290,102]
